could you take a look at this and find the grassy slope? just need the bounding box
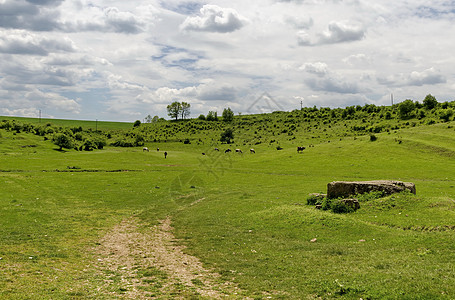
[0,115,132,131]
[0,114,454,299]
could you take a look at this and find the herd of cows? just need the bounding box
[142,146,307,158]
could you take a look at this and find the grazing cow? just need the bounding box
[225,149,232,153]
[202,153,206,155]
[157,148,160,151]
[250,149,255,154]
[214,148,219,151]
[235,149,242,153]
[164,151,168,158]
[297,146,305,153]
[143,147,149,152]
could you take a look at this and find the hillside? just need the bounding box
[1,102,455,299]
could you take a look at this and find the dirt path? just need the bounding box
[94,216,245,299]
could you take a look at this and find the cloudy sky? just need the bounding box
[1,0,454,121]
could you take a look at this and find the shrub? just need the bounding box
[220,128,234,144]
[206,111,218,121]
[183,138,191,144]
[222,108,234,122]
[75,133,83,141]
[321,198,332,211]
[331,200,355,213]
[439,109,453,122]
[198,114,206,120]
[398,99,416,119]
[93,137,107,149]
[423,94,438,110]
[306,194,325,205]
[369,134,377,142]
[53,133,74,150]
[83,139,96,151]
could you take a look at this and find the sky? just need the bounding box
[1,0,454,122]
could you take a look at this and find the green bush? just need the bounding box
[306,194,324,205]
[321,198,332,211]
[439,109,453,122]
[331,200,355,214]
[53,133,74,150]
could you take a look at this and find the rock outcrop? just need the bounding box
[327,180,416,199]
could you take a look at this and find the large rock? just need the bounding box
[327,180,416,199]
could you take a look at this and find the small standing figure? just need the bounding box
[164,151,168,159]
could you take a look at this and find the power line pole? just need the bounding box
[391,93,394,106]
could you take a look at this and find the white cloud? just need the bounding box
[181,4,248,33]
[301,62,328,77]
[0,30,75,55]
[378,67,447,87]
[318,21,365,44]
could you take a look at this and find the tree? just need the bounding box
[423,94,438,110]
[53,133,74,150]
[167,101,181,120]
[398,99,416,119]
[222,107,234,122]
[220,128,234,144]
[206,111,218,121]
[439,108,454,122]
[133,120,141,127]
[151,115,160,123]
[144,115,152,123]
[181,102,191,119]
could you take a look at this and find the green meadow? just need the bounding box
[1,103,455,299]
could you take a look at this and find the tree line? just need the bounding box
[166,101,234,122]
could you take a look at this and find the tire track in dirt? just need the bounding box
[94,214,246,299]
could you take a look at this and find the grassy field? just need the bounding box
[0,115,132,131]
[1,110,455,299]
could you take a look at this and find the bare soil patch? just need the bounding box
[94,216,245,299]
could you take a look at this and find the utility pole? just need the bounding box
[300,100,303,110]
[391,93,394,106]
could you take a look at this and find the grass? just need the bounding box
[1,110,455,298]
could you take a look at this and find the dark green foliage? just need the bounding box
[321,198,332,211]
[183,138,191,144]
[369,134,377,142]
[133,120,141,127]
[398,99,416,119]
[167,101,181,120]
[53,133,74,150]
[220,128,234,144]
[198,114,206,120]
[306,194,324,205]
[83,139,96,151]
[423,94,438,110]
[439,108,453,122]
[331,200,355,213]
[222,107,234,122]
[206,111,218,121]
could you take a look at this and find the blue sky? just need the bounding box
[1,0,454,121]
